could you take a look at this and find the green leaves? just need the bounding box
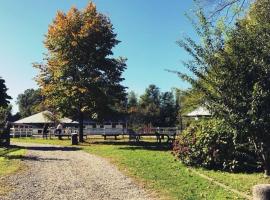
[178,0,270,174]
[16,89,43,118]
[173,119,258,172]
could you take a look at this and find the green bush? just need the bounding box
[173,119,259,172]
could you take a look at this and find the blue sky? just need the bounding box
[0,0,198,112]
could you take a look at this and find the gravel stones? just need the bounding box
[1,143,154,200]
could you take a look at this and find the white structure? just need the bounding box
[185,107,211,120]
[14,111,76,124]
[11,111,125,137]
[11,111,77,136]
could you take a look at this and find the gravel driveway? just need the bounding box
[1,143,154,200]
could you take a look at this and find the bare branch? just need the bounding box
[197,0,252,23]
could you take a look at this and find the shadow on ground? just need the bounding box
[5,154,69,162]
[86,140,172,151]
[1,145,76,162]
[0,146,21,156]
[20,146,81,152]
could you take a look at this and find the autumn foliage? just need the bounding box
[34,2,126,142]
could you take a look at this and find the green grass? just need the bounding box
[0,146,26,195]
[196,168,270,196]
[12,137,270,199]
[83,142,243,200]
[12,137,72,146]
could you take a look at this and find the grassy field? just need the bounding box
[12,137,270,199]
[0,146,26,195]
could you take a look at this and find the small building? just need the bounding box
[185,107,211,119]
[181,107,211,130]
[11,111,126,137]
[11,111,77,136]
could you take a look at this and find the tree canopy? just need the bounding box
[17,89,43,118]
[34,2,127,142]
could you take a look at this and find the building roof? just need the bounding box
[14,111,78,124]
[185,107,211,117]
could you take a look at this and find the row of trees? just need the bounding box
[15,84,183,129]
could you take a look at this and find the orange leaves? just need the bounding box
[48,11,67,36]
[67,6,79,19]
[35,1,125,117]
[84,2,97,16]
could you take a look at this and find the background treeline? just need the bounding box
[127,84,183,128]
[0,76,197,130]
[14,84,186,128]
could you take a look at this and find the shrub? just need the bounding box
[173,119,259,172]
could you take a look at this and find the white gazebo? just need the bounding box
[185,107,211,120]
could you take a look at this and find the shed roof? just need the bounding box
[14,111,78,124]
[185,107,211,117]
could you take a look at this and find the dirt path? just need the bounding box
[1,143,154,200]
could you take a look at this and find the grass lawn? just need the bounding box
[0,146,26,195]
[12,137,270,199]
[195,168,270,196]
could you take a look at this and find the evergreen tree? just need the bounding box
[126,91,141,127]
[0,77,11,108]
[160,91,176,127]
[139,85,161,126]
[127,91,138,111]
[0,77,12,126]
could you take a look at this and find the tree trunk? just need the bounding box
[79,111,84,143]
[262,146,270,177]
[264,157,270,177]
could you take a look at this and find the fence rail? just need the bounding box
[9,126,180,138]
[137,127,180,135]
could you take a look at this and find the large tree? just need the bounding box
[17,89,43,117]
[34,2,126,142]
[178,0,270,175]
